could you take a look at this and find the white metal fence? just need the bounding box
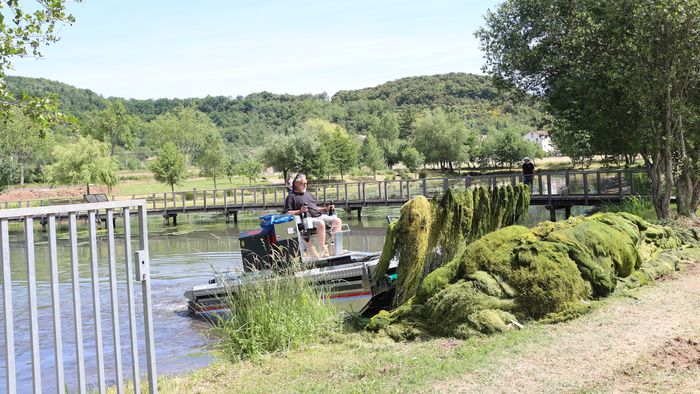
[0,200,157,393]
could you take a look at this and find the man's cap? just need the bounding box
[523,157,530,161]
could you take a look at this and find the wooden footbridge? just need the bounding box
[0,169,651,224]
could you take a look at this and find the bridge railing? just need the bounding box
[1,169,651,212]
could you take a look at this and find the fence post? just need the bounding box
[629,170,635,194]
[443,178,449,193]
[618,171,623,200]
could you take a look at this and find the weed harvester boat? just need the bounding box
[184,213,397,318]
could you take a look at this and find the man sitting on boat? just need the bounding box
[284,173,342,258]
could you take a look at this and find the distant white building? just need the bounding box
[524,130,555,153]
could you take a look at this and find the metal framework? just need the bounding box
[0,200,157,393]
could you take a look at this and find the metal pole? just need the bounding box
[69,214,86,393]
[1,220,16,393]
[107,210,124,392]
[123,208,141,394]
[88,210,106,393]
[138,205,158,394]
[48,215,65,392]
[25,217,43,393]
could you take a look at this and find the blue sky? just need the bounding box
[10,0,501,99]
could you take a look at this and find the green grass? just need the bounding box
[602,195,656,221]
[213,265,341,362]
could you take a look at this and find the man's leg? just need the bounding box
[314,220,327,255]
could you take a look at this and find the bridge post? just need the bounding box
[323,185,327,203]
[181,192,186,212]
[564,171,570,194]
[253,189,257,205]
[549,207,557,222]
[151,194,155,210]
[443,178,449,193]
[596,172,601,195]
[465,175,472,189]
[422,179,427,196]
[511,175,517,186]
[344,184,349,207]
[163,193,167,210]
[204,191,207,212]
[193,190,197,207]
[538,174,543,195]
[213,190,217,207]
[362,183,367,204]
[224,190,228,208]
[399,180,403,200]
[384,181,389,203]
[583,173,589,205]
[262,190,266,209]
[565,206,571,219]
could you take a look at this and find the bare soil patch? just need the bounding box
[436,261,700,393]
[0,185,109,202]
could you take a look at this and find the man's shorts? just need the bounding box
[309,214,340,228]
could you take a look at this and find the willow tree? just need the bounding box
[477,0,700,218]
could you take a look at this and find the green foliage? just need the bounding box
[369,113,401,166]
[44,136,119,193]
[215,273,340,361]
[482,127,542,167]
[400,146,424,172]
[195,132,227,188]
[85,100,134,156]
[0,155,18,192]
[477,0,700,218]
[234,159,264,186]
[412,108,476,169]
[0,2,75,125]
[362,135,385,179]
[149,142,188,192]
[146,107,221,163]
[0,108,53,185]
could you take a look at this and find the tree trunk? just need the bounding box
[213,177,217,189]
[87,183,91,195]
[19,161,25,187]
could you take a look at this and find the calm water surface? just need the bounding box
[0,205,582,391]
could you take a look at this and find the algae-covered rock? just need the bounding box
[371,210,696,340]
[394,196,433,305]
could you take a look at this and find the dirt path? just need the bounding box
[437,263,700,393]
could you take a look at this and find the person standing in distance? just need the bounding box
[284,174,342,257]
[522,157,535,191]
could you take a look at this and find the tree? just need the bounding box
[196,132,227,189]
[235,159,264,186]
[317,121,360,181]
[146,107,221,163]
[45,136,119,193]
[477,0,700,218]
[0,155,18,192]
[150,142,188,192]
[0,1,75,125]
[369,113,401,167]
[261,135,298,182]
[412,108,475,170]
[363,135,385,179]
[486,128,540,168]
[88,101,134,156]
[0,108,53,186]
[400,146,424,172]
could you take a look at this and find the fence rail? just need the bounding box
[0,200,157,393]
[1,169,651,216]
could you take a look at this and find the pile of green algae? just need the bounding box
[368,193,700,340]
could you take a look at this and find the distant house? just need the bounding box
[524,130,555,153]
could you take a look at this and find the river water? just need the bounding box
[0,205,584,392]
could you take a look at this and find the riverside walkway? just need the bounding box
[0,168,651,224]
